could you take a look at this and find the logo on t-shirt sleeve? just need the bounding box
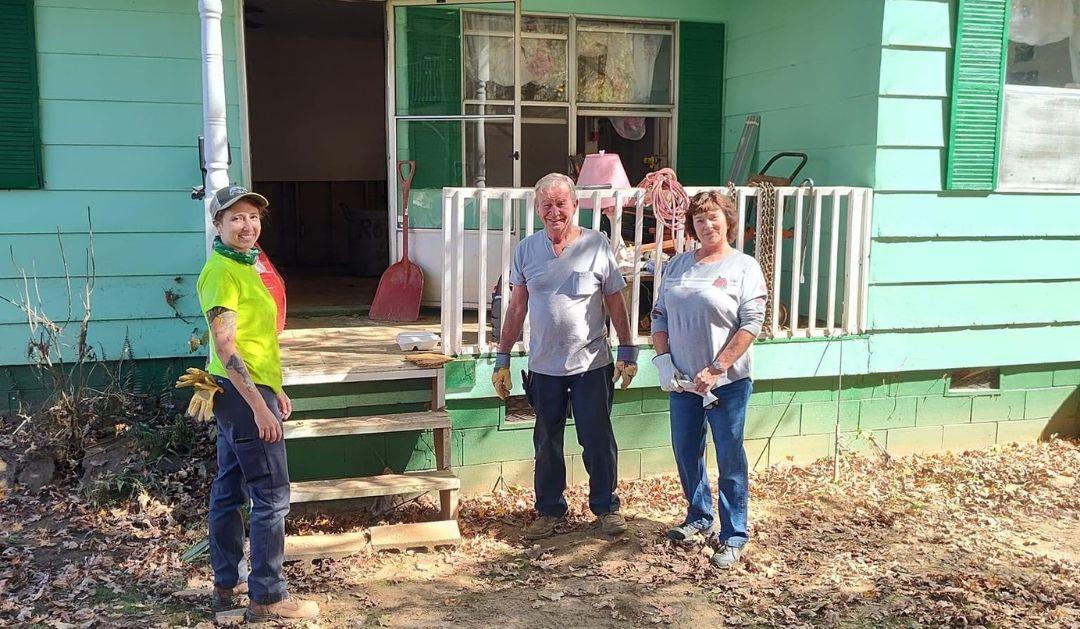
[713,277,727,288]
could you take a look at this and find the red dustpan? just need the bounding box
[370,160,423,321]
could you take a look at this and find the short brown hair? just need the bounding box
[684,190,738,244]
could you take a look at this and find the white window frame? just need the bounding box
[997,23,1080,193]
[459,10,679,192]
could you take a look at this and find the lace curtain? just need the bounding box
[576,31,665,104]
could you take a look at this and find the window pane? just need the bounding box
[464,119,515,188]
[465,34,515,100]
[576,115,670,183]
[394,6,463,116]
[522,38,568,101]
[576,20,673,104]
[1006,5,1080,88]
[998,86,1080,190]
[522,106,569,185]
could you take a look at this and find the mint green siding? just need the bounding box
[870,0,1080,372]
[720,1,885,186]
[0,1,244,365]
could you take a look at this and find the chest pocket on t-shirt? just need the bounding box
[570,270,600,297]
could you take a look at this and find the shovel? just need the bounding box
[370,160,423,321]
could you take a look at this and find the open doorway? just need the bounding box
[242,0,388,317]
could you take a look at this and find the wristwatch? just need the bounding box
[708,359,728,375]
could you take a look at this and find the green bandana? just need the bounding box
[213,237,260,265]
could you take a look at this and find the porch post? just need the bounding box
[199,0,232,255]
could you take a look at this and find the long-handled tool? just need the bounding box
[370,160,423,321]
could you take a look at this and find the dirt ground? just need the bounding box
[3,440,1080,628]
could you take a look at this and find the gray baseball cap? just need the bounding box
[208,185,269,218]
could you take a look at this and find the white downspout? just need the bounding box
[200,0,231,255]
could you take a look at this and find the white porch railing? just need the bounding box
[440,186,873,356]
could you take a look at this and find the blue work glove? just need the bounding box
[492,352,512,399]
[612,345,639,389]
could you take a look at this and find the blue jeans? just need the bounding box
[669,378,752,547]
[527,364,620,518]
[209,378,291,605]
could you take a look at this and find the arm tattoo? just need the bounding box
[207,308,254,392]
[207,308,237,345]
[206,306,231,324]
[225,352,258,393]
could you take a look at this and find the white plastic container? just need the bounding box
[396,331,440,352]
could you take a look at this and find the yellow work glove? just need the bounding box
[492,353,512,400]
[612,345,639,389]
[175,367,224,422]
[187,389,218,422]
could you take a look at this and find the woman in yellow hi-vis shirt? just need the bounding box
[196,186,318,622]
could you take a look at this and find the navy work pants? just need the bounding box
[208,378,291,605]
[527,364,620,518]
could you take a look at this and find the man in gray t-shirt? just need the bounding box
[493,173,638,541]
[509,227,625,376]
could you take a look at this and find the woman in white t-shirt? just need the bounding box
[650,190,767,569]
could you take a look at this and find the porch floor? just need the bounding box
[282,269,379,317]
[280,312,479,386]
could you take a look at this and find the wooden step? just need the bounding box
[284,531,369,561]
[282,363,441,387]
[369,520,461,552]
[284,410,450,439]
[283,520,461,560]
[290,470,460,504]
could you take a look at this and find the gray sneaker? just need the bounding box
[525,515,565,540]
[666,523,709,542]
[710,543,745,569]
[598,512,628,536]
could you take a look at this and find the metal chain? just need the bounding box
[752,181,776,338]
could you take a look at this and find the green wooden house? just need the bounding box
[2,0,1078,549]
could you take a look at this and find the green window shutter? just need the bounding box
[0,0,42,190]
[945,0,1010,191]
[676,22,724,185]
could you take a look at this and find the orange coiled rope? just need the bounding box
[638,168,690,233]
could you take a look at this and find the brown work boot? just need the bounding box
[524,515,566,540]
[598,512,628,536]
[211,581,248,613]
[245,595,320,623]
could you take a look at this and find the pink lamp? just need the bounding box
[577,151,634,215]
